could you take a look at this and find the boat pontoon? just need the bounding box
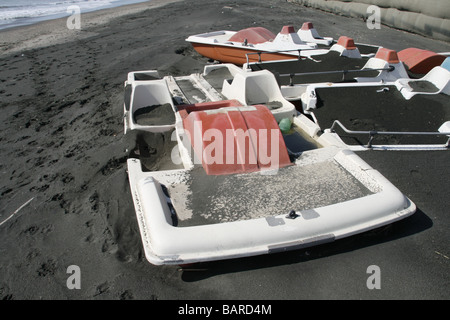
[186,22,379,65]
[123,68,416,265]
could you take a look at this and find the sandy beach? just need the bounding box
[0,0,449,301]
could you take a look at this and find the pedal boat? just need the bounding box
[204,48,450,150]
[123,68,416,265]
[186,22,379,65]
[298,54,450,150]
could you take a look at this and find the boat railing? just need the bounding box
[278,66,395,86]
[328,120,450,149]
[245,48,319,65]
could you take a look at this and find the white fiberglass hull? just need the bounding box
[123,67,416,266]
[128,145,415,265]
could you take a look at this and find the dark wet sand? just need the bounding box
[0,0,449,300]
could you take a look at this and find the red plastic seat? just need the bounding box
[375,47,400,64]
[336,36,357,50]
[179,101,291,175]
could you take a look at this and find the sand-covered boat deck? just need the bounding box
[152,149,373,227]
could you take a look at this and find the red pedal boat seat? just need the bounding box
[178,100,291,175]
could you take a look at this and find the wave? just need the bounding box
[0,0,125,24]
[0,0,149,29]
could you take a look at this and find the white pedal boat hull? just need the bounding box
[128,147,415,265]
[123,67,417,266]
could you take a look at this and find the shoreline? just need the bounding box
[2,0,449,58]
[0,0,183,57]
[0,0,151,32]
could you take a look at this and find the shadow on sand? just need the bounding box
[179,207,432,282]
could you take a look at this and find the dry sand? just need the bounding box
[0,0,449,300]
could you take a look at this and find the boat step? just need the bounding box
[165,74,224,105]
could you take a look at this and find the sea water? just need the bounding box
[0,0,149,30]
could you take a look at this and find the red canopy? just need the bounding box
[398,48,446,74]
[229,27,276,44]
[179,100,291,175]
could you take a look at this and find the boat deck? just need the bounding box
[151,147,374,228]
[311,85,449,145]
[166,73,225,105]
[203,67,234,93]
[248,51,376,85]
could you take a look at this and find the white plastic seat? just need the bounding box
[124,75,176,133]
[395,66,450,99]
[221,70,297,122]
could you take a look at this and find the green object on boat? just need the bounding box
[279,118,292,134]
